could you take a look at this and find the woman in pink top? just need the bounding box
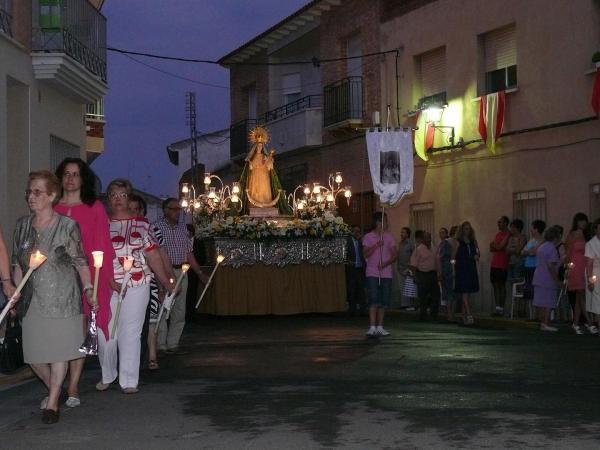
[54,158,115,408]
[566,213,596,335]
[362,212,398,337]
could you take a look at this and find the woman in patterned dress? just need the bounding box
[96,179,174,394]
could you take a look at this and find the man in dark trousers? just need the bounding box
[346,225,366,316]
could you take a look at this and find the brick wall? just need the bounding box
[320,0,383,143]
[11,0,32,51]
[228,50,270,124]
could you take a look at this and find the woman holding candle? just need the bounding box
[98,179,174,394]
[532,226,562,332]
[585,218,600,333]
[0,225,16,300]
[54,157,115,408]
[566,213,596,335]
[12,171,93,424]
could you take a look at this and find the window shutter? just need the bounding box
[410,203,435,238]
[282,73,301,95]
[420,47,446,97]
[484,25,516,72]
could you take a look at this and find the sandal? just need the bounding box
[148,360,159,371]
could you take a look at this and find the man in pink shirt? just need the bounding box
[490,216,511,316]
[362,212,398,337]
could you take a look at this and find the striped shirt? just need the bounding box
[152,217,192,265]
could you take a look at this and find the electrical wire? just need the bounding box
[107,46,399,66]
[120,53,230,89]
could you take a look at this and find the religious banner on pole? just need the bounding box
[365,130,414,206]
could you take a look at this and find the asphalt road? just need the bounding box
[1,314,599,449]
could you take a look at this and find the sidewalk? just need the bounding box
[0,365,33,389]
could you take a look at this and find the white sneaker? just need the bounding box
[376,326,390,336]
[40,396,48,410]
[406,307,416,312]
[65,396,81,408]
[366,326,377,337]
[585,324,599,335]
[573,324,584,335]
[540,323,558,332]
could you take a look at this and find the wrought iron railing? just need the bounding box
[0,0,12,37]
[31,0,107,82]
[86,98,104,121]
[230,119,258,159]
[323,76,363,127]
[262,95,323,123]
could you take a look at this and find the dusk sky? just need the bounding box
[92,0,309,198]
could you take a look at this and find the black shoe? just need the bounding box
[42,409,60,424]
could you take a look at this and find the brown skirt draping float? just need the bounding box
[199,263,347,315]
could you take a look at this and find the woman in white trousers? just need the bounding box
[98,179,174,393]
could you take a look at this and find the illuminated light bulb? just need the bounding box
[344,188,352,198]
[312,183,321,194]
[193,201,201,209]
[204,173,211,185]
[181,199,189,208]
[181,183,189,194]
[231,194,239,203]
[316,194,323,203]
[232,182,240,194]
[326,193,334,202]
[297,201,305,210]
[214,196,220,203]
[303,185,311,195]
[334,172,343,184]
[208,187,216,199]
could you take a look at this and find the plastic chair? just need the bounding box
[510,279,532,319]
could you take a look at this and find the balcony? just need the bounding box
[262,95,323,154]
[323,76,363,128]
[86,98,104,122]
[31,0,107,103]
[230,119,258,160]
[0,0,12,37]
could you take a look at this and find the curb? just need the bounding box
[0,366,34,388]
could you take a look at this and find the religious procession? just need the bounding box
[2,0,600,448]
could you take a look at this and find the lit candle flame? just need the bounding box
[216,255,225,264]
[29,250,47,268]
[92,251,104,268]
[182,263,190,273]
[123,256,134,272]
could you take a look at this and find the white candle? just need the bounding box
[0,251,47,326]
[110,256,135,338]
[90,251,104,308]
[195,255,225,309]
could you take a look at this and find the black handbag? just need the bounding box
[0,314,24,373]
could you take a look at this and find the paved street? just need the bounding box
[1,314,600,449]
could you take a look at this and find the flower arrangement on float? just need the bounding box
[196,212,349,241]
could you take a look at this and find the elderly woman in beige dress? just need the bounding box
[585,218,600,331]
[12,171,93,424]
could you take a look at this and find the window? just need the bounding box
[410,203,434,238]
[278,164,307,197]
[513,190,546,235]
[346,34,362,77]
[39,0,62,30]
[50,135,80,170]
[418,47,446,99]
[281,73,301,105]
[245,84,257,120]
[482,25,517,94]
[590,184,600,220]
[0,0,12,36]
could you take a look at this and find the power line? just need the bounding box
[107,46,399,66]
[120,53,229,89]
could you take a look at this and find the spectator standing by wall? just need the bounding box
[490,216,510,316]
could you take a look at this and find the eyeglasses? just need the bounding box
[109,192,128,199]
[25,189,49,197]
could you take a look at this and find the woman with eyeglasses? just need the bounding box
[12,171,93,424]
[96,179,174,394]
[53,157,115,409]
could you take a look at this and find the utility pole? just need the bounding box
[185,92,198,191]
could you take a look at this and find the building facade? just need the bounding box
[220,0,600,312]
[0,0,107,242]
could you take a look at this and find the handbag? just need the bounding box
[402,273,418,298]
[0,313,24,373]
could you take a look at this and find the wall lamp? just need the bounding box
[424,104,457,146]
